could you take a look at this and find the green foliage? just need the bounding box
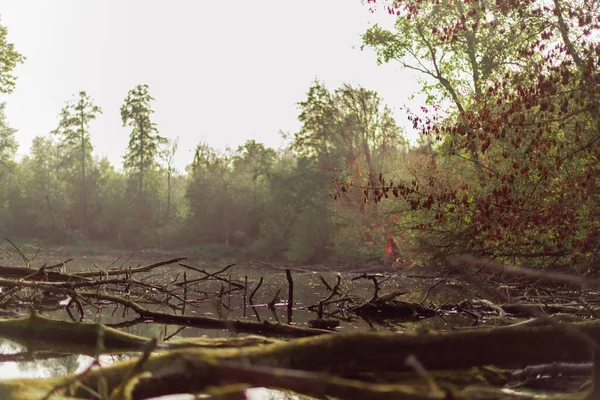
[0,23,24,94]
[121,84,165,196]
[185,142,234,246]
[52,91,101,160]
[10,137,70,241]
[361,0,600,270]
[0,103,17,168]
[294,80,406,172]
[362,0,543,110]
[52,91,102,233]
[0,103,18,232]
[0,12,409,264]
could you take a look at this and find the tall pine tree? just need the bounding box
[121,84,164,196]
[52,91,102,233]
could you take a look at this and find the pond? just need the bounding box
[0,252,496,399]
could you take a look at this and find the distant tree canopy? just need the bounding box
[0,71,409,262]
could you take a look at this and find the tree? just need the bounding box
[230,140,276,240]
[52,91,102,233]
[0,102,17,169]
[159,137,179,221]
[186,142,234,246]
[292,81,406,261]
[361,0,600,270]
[121,84,164,196]
[362,0,544,112]
[0,22,24,93]
[0,102,18,233]
[9,136,70,240]
[294,81,405,180]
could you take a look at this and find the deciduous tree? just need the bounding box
[0,22,24,93]
[362,0,600,270]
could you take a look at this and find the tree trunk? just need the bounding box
[166,171,171,220]
[79,106,87,235]
[139,124,145,197]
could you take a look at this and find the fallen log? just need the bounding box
[0,309,151,353]
[4,308,600,373]
[3,319,599,400]
[0,310,283,355]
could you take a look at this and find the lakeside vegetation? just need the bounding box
[0,0,599,398]
[0,81,411,264]
[0,0,594,272]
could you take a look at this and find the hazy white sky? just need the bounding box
[0,1,423,171]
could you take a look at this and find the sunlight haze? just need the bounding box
[0,1,420,172]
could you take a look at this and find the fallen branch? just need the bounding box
[79,291,331,338]
[73,257,187,278]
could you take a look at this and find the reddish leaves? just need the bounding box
[361,0,600,268]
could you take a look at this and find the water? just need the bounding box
[0,253,483,399]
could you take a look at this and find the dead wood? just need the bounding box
[4,320,600,399]
[0,265,88,282]
[176,262,244,289]
[0,311,282,355]
[78,291,332,338]
[72,257,187,278]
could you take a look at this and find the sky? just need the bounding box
[0,1,423,172]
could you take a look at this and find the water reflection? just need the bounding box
[0,258,474,399]
[0,339,141,376]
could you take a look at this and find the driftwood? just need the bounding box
[0,358,449,400]
[502,303,599,317]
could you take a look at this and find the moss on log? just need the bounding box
[0,311,282,355]
[2,319,600,399]
[0,310,150,353]
[2,312,600,372]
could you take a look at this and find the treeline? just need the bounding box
[0,81,413,263]
[1,0,599,269]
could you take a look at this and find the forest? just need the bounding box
[0,65,409,264]
[0,0,598,399]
